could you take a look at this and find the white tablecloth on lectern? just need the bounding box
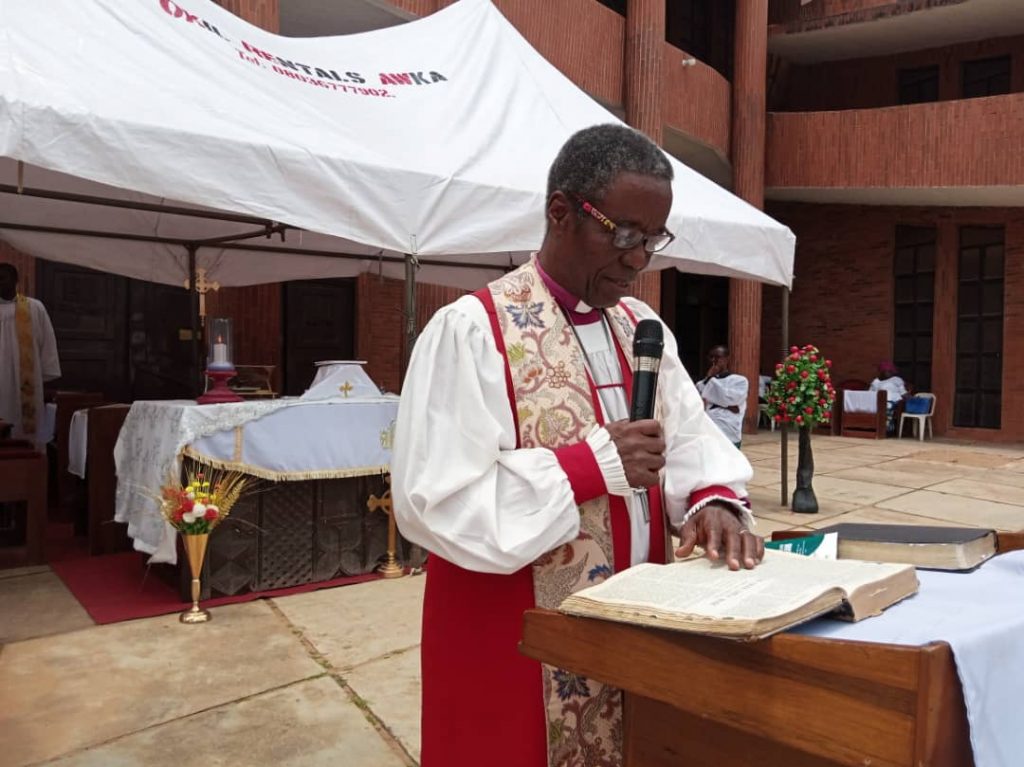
[791,551,1024,767]
[114,396,398,565]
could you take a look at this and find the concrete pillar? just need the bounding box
[729,0,769,432]
[624,0,665,311]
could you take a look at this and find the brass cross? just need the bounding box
[183,268,220,321]
[338,381,354,397]
[367,476,393,517]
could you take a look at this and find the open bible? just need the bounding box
[559,550,918,640]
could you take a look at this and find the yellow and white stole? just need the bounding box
[14,295,38,438]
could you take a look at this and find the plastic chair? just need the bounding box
[758,403,776,432]
[898,393,936,441]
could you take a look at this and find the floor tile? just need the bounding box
[876,491,1024,531]
[754,498,859,525]
[0,571,93,644]
[926,478,1024,508]
[346,646,421,764]
[825,466,955,490]
[274,574,425,672]
[802,507,970,529]
[769,475,910,506]
[49,677,407,767]
[908,448,1021,469]
[0,601,322,767]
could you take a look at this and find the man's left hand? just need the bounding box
[674,504,764,570]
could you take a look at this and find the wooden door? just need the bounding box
[661,271,729,381]
[127,280,196,400]
[38,260,128,401]
[954,227,1004,429]
[283,279,357,395]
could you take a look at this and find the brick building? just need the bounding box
[6,0,1021,440]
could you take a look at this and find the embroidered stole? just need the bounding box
[14,295,37,438]
[478,259,667,767]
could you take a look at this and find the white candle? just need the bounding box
[212,339,228,364]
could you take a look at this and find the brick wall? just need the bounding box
[205,284,282,391]
[763,202,1024,441]
[776,35,1024,111]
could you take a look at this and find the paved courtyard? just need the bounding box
[2,432,1023,766]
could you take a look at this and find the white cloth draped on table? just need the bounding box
[114,396,398,564]
[792,551,1024,767]
[843,389,879,413]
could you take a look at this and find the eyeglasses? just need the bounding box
[578,198,675,254]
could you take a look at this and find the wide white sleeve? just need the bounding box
[622,298,754,532]
[391,297,582,575]
[700,375,749,408]
[33,301,61,381]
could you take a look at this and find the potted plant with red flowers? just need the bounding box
[765,345,836,513]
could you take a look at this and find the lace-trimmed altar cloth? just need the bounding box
[792,551,1024,767]
[114,396,398,564]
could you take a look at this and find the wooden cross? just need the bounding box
[338,381,354,398]
[183,268,220,321]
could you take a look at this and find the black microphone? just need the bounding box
[629,319,664,421]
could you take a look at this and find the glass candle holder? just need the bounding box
[206,317,235,371]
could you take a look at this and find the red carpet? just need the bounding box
[49,545,383,625]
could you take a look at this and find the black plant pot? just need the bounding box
[791,425,819,513]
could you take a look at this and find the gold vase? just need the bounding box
[180,533,212,624]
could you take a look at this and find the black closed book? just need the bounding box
[814,523,996,571]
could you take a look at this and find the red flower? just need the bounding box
[800,370,809,379]
[773,414,782,422]
[817,370,827,380]
[809,354,818,362]
[795,415,804,424]
[787,381,797,390]
[789,352,800,360]
[204,508,218,521]
[826,359,832,367]
[788,395,797,403]
[804,406,814,414]
[786,364,796,373]
[790,346,799,353]
[172,509,184,523]
[819,398,827,406]
[180,498,195,513]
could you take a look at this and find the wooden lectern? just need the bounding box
[521,532,1024,767]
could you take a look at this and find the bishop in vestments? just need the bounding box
[392,125,763,767]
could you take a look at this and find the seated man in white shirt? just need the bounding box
[869,359,908,433]
[696,345,748,449]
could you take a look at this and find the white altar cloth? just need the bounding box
[843,389,878,413]
[114,396,398,565]
[792,551,1024,767]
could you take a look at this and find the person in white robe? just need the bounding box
[0,263,61,450]
[696,345,748,448]
[391,124,764,767]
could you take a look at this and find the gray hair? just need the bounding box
[546,124,673,212]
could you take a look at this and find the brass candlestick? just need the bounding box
[180,533,212,623]
[368,478,404,579]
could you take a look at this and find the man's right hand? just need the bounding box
[605,419,665,488]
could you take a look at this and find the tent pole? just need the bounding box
[187,245,202,398]
[402,254,418,379]
[780,286,790,507]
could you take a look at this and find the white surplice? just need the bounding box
[696,373,749,445]
[0,296,61,449]
[392,294,754,576]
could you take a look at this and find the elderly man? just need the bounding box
[0,262,61,450]
[392,124,762,767]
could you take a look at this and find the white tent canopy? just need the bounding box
[0,0,794,290]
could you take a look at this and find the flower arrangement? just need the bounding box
[160,465,248,535]
[765,344,836,427]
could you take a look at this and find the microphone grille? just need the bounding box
[633,319,664,359]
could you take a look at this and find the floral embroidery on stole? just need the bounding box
[485,259,645,767]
